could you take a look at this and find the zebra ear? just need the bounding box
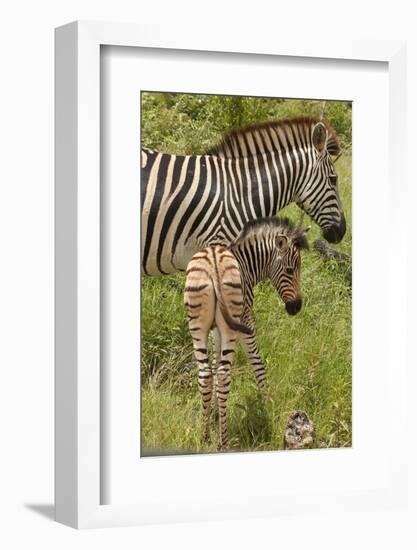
[293,227,311,250]
[312,122,328,153]
[275,234,289,252]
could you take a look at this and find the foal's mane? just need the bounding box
[233,216,309,250]
[206,116,339,159]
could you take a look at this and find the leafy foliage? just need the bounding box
[141,92,352,154]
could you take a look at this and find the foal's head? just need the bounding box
[234,217,310,315]
[269,220,310,315]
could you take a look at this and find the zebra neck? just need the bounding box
[231,242,271,292]
[232,152,299,221]
[222,152,299,235]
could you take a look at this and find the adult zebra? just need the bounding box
[141,116,345,276]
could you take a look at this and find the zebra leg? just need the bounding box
[211,327,221,415]
[215,328,236,450]
[238,315,269,396]
[199,363,213,443]
[192,333,213,443]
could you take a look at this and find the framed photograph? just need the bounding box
[55,21,407,528]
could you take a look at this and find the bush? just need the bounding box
[141,92,352,154]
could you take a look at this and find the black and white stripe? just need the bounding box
[141,117,345,276]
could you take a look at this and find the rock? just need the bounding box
[284,410,315,450]
[313,239,350,262]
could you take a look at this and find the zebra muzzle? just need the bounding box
[322,214,346,244]
[285,298,302,316]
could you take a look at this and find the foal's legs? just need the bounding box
[238,312,268,396]
[214,318,236,450]
[185,282,215,444]
[211,327,221,413]
[190,330,212,442]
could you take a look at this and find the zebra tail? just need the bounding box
[219,302,252,335]
[211,277,252,335]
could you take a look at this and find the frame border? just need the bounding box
[55,21,407,528]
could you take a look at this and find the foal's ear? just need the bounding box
[312,122,328,153]
[275,234,289,252]
[293,226,311,250]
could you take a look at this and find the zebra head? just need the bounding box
[296,122,346,244]
[269,226,310,316]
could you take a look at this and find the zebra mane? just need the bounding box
[232,216,309,250]
[206,116,339,159]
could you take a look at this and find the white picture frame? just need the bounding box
[55,21,407,529]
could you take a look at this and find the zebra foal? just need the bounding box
[184,217,310,450]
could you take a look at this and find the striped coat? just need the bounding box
[141,117,345,276]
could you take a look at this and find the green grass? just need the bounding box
[141,151,352,456]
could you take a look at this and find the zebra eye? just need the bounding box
[286,267,294,275]
[329,174,338,186]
